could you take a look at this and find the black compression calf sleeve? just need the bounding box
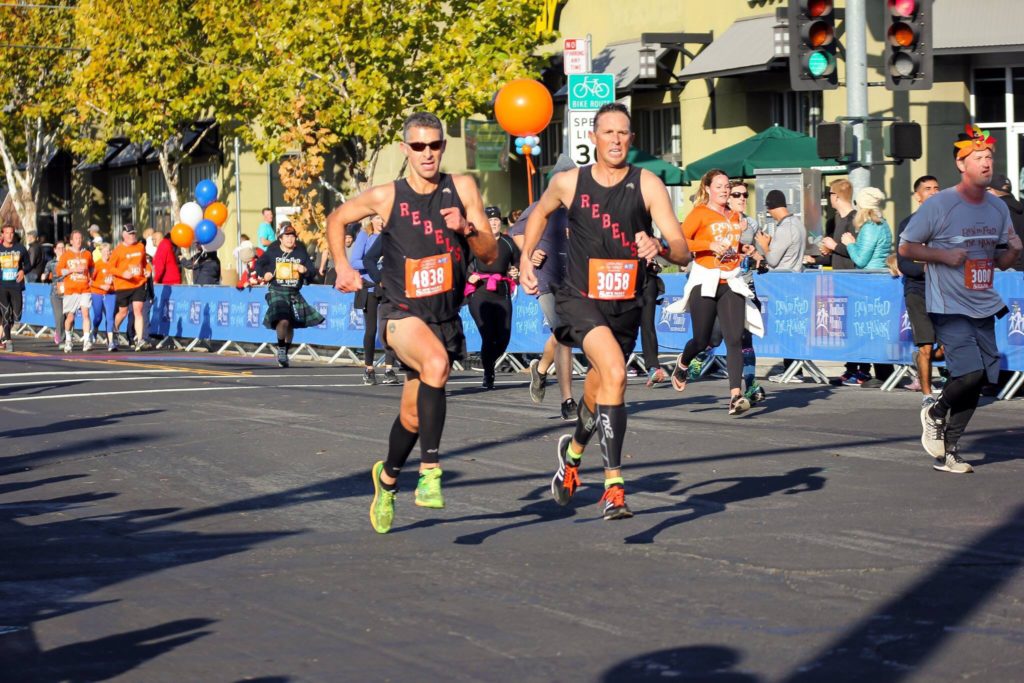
[596,404,627,470]
[383,415,419,483]
[417,383,447,465]
[573,397,597,446]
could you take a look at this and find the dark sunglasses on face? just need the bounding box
[730,192,748,198]
[407,140,444,152]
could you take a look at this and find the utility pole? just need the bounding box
[845,0,870,196]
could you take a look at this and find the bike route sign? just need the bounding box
[567,73,616,166]
[567,73,615,111]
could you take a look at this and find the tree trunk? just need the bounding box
[0,117,54,236]
[157,145,182,223]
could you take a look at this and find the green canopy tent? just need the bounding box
[681,125,845,183]
[545,148,685,185]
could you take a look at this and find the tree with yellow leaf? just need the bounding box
[198,0,554,242]
[0,1,80,234]
[71,0,225,221]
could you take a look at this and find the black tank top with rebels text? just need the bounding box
[382,174,469,322]
[565,164,652,312]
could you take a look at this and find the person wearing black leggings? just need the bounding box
[467,207,520,389]
[670,169,756,416]
[351,215,397,385]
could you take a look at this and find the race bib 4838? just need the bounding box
[405,254,453,298]
[587,259,638,300]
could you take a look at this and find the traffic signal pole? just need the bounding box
[845,0,870,196]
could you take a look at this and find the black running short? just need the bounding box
[380,300,466,366]
[904,291,935,346]
[553,288,642,359]
[115,285,147,308]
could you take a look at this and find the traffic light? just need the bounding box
[788,1,838,91]
[884,0,933,91]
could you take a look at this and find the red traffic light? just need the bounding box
[888,0,918,17]
[803,0,833,18]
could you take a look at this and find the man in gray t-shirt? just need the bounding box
[899,128,1023,474]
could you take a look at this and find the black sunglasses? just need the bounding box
[730,192,748,198]
[407,140,444,152]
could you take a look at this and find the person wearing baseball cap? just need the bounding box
[988,173,1024,270]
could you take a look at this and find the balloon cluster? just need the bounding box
[515,135,542,158]
[171,180,228,252]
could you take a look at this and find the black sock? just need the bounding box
[573,397,597,447]
[383,416,418,486]
[596,403,627,470]
[417,383,446,465]
[937,370,985,450]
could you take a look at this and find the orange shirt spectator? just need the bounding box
[57,248,94,295]
[108,242,149,290]
[682,204,744,274]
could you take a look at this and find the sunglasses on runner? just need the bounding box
[730,192,748,198]
[406,140,444,152]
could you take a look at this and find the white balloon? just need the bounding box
[179,201,204,228]
[201,229,226,252]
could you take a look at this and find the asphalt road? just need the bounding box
[1,336,1022,682]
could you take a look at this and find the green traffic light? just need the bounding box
[808,51,830,77]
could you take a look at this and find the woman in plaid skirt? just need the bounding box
[256,222,324,367]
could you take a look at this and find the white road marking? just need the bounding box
[0,386,249,403]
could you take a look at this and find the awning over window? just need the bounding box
[554,40,669,98]
[677,15,783,81]
[934,0,1024,55]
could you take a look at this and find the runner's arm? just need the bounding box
[451,174,497,265]
[996,224,1023,270]
[518,172,572,295]
[641,169,690,267]
[326,184,392,292]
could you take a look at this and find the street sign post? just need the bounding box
[566,73,615,166]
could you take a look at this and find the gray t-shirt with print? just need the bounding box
[900,187,1011,317]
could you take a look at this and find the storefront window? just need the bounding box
[973,68,1007,124]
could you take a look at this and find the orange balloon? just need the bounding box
[204,201,228,227]
[170,223,194,249]
[494,79,553,137]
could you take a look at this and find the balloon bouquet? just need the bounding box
[494,79,554,204]
[170,179,229,253]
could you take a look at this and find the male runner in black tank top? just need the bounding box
[519,102,692,520]
[326,112,497,534]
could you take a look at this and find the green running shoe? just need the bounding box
[415,467,445,509]
[370,460,396,534]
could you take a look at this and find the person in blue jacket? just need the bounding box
[843,186,892,270]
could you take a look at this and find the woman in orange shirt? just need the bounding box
[89,242,117,350]
[670,168,758,416]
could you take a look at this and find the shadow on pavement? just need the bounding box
[3,409,165,440]
[601,645,761,682]
[0,479,299,680]
[624,468,827,545]
[780,501,1024,682]
[5,618,215,683]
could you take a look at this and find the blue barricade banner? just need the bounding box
[17,271,1024,371]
